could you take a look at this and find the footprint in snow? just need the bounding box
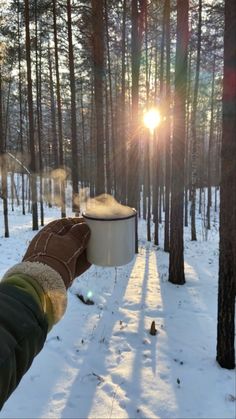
[52,392,67,401]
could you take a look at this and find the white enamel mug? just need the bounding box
[82,208,137,267]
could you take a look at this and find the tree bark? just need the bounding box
[0,72,9,237]
[206,45,216,230]
[128,0,146,252]
[91,0,105,196]
[53,0,66,218]
[35,3,44,227]
[104,0,117,197]
[25,0,38,230]
[216,0,236,370]
[128,0,145,210]
[67,0,79,213]
[164,0,171,252]
[17,0,25,216]
[190,0,202,241]
[120,0,127,203]
[169,0,189,285]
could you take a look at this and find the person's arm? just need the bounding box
[0,218,90,410]
[0,263,67,410]
[0,277,48,409]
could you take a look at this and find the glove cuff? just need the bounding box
[2,262,67,325]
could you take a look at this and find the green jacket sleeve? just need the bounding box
[0,280,48,410]
[0,261,67,411]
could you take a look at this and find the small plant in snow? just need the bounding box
[150,320,157,335]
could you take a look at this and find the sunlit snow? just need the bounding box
[0,193,235,419]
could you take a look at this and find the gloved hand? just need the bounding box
[2,218,91,326]
[23,218,91,289]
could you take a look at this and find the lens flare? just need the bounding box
[143,108,161,132]
[87,290,93,299]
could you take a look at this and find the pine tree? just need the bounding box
[216,0,236,370]
[169,0,189,285]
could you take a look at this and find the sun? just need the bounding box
[143,108,161,132]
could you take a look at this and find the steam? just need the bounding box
[51,168,69,182]
[84,194,134,219]
[0,156,133,220]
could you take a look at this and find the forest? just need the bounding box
[0,0,235,416]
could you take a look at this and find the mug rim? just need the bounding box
[82,208,137,222]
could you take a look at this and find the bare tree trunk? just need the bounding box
[25,0,38,230]
[104,0,117,197]
[67,0,79,213]
[169,0,189,285]
[128,0,145,210]
[89,85,96,197]
[144,2,151,241]
[53,0,66,217]
[185,47,192,228]
[79,79,86,187]
[153,133,159,246]
[154,6,165,244]
[207,45,216,230]
[92,0,105,195]
[0,72,9,237]
[48,41,58,169]
[35,3,44,226]
[216,0,235,370]
[157,3,166,228]
[48,43,59,206]
[120,0,127,203]
[164,0,171,252]
[17,0,25,216]
[190,0,202,241]
[128,0,146,252]
[104,77,112,194]
[153,24,159,246]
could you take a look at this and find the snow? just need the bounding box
[0,200,235,419]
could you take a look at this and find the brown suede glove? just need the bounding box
[22,218,91,289]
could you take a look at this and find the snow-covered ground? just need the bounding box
[0,200,235,419]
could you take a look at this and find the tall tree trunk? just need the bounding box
[25,0,38,230]
[215,105,221,189]
[35,3,44,226]
[146,131,151,242]
[169,0,189,285]
[128,0,145,209]
[48,42,58,206]
[120,0,127,203]
[145,2,151,241]
[216,0,235,370]
[48,41,58,169]
[128,0,146,252]
[67,0,79,213]
[154,5,165,244]
[53,0,66,218]
[105,80,109,194]
[79,79,86,187]
[157,2,166,228]
[0,72,9,237]
[164,0,171,252]
[104,0,117,197]
[184,46,192,228]
[17,0,25,216]
[92,0,105,195]
[153,24,159,246]
[206,46,216,230]
[190,0,202,241]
